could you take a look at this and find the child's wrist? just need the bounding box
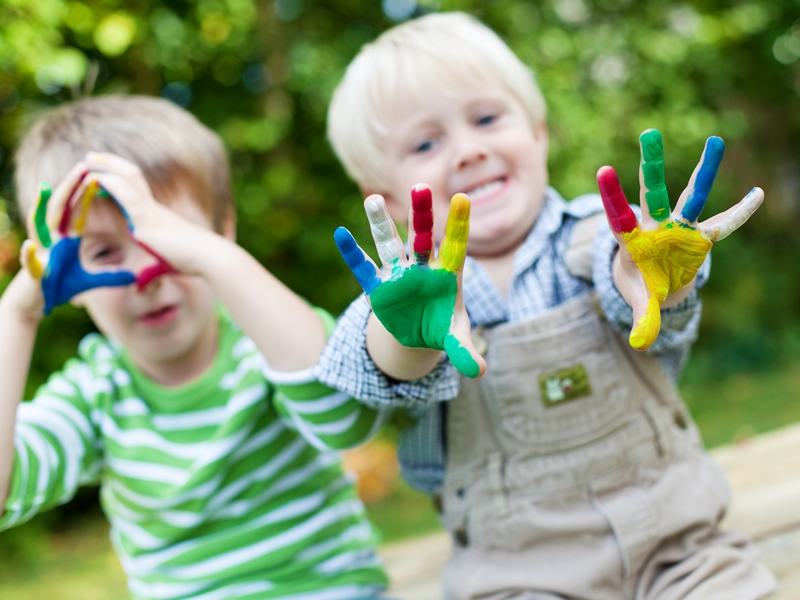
[1,271,44,326]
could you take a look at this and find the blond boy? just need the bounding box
[0,95,387,599]
[317,12,775,600]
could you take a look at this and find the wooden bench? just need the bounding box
[380,421,800,599]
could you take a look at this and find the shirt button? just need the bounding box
[454,526,469,547]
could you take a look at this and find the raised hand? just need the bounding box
[22,166,135,315]
[70,153,179,288]
[597,129,763,350]
[334,185,485,378]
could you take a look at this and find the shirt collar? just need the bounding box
[511,187,583,277]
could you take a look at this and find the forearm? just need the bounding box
[195,235,327,372]
[0,273,41,507]
[272,380,384,450]
[365,313,442,381]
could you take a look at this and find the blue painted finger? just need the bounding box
[41,237,135,315]
[681,136,725,223]
[96,182,134,232]
[334,227,381,295]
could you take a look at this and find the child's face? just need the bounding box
[378,83,549,258]
[73,195,218,370]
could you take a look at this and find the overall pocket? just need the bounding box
[480,312,639,456]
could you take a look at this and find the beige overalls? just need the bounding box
[439,221,776,600]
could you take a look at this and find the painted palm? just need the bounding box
[24,170,174,314]
[598,129,764,350]
[334,185,483,378]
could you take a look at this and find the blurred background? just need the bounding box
[1,0,800,596]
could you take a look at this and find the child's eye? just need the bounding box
[88,246,122,264]
[476,114,498,126]
[413,139,436,154]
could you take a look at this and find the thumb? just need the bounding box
[80,269,136,290]
[20,240,46,280]
[443,332,486,378]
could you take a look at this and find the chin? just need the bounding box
[473,223,528,253]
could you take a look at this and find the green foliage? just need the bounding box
[0,0,799,546]
[2,0,799,385]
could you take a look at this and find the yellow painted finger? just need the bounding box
[24,243,45,280]
[438,193,470,272]
[72,179,100,235]
[623,223,712,349]
[629,296,662,350]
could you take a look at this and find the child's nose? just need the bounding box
[129,243,172,292]
[454,133,488,170]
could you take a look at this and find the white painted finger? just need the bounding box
[698,187,763,242]
[364,195,405,270]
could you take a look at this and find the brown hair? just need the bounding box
[14,95,234,233]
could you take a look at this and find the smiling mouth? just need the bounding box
[463,177,507,202]
[140,304,179,327]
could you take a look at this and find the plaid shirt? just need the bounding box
[316,188,709,494]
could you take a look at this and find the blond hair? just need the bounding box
[14,95,233,233]
[327,12,547,193]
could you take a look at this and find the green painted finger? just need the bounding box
[34,182,52,249]
[444,333,480,378]
[640,129,670,222]
[438,193,470,272]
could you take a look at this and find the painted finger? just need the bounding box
[629,294,662,351]
[135,240,178,291]
[84,152,143,179]
[334,227,382,295]
[364,195,406,271]
[20,240,45,280]
[32,182,53,249]
[639,129,670,224]
[597,166,637,235]
[436,193,470,272]
[698,187,763,242]
[41,237,135,314]
[411,184,434,265]
[45,162,89,234]
[444,332,485,378]
[90,175,134,231]
[80,269,137,291]
[71,178,102,236]
[677,136,725,223]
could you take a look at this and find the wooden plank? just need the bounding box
[712,422,800,539]
[382,531,449,599]
[757,528,800,600]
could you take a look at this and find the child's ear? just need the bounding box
[534,121,549,145]
[222,208,236,241]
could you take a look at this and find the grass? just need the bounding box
[0,516,127,599]
[682,361,800,449]
[2,360,799,598]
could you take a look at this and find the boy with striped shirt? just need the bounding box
[0,95,387,599]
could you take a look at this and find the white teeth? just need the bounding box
[465,178,504,200]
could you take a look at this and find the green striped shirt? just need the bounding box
[1,308,387,599]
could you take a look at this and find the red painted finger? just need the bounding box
[56,169,90,235]
[135,240,178,290]
[411,184,433,264]
[597,166,637,234]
